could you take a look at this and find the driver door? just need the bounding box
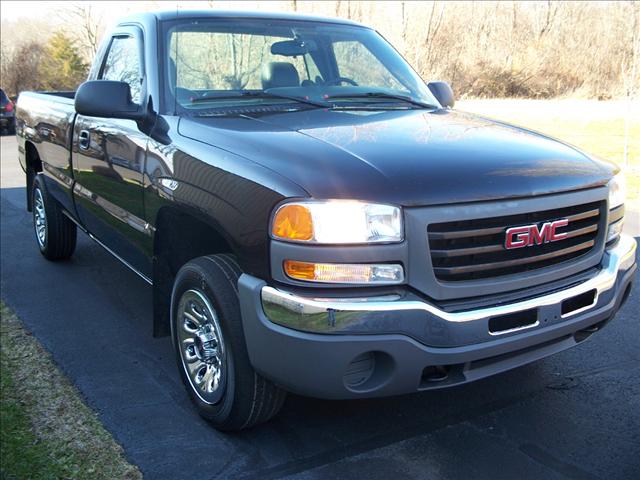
[72,26,152,278]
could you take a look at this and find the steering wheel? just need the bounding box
[326,77,359,86]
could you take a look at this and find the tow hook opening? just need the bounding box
[575,318,608,342]
[421,365,450,384]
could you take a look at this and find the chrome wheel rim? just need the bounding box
[176,289,226,405]
[34,187,47,248]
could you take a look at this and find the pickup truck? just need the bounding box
[16,10,636,431]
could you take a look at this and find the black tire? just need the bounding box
[32,174,77,260]
[171,254,286,431]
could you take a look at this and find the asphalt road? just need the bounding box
[1,134,639,480]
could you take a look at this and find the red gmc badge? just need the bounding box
[505,219,569,249]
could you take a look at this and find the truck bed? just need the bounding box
[16,91,77,171]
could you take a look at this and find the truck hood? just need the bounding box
[178,108,615,206]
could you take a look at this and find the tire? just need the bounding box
[171,254,286,431]
[32,174,77,260]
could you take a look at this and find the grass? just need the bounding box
[457,99,640,205]
[0,372,68,479]
[0,303,142,480]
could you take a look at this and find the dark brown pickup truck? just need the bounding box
[16,10,636,430]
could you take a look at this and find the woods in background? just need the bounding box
[1,1,638,100]
[2,32,88,97]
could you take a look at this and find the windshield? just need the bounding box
[162,18,439,113]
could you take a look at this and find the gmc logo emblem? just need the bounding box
[505,219,569,249]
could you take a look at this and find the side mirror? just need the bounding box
[427,81,454,108]
[75,80,144,120]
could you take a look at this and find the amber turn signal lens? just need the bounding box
[283,260,317,280]
[272,204,314,241]
[284,260,404,284]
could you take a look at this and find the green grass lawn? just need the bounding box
[457,99,640,205]
[1,366,71,479]
[0,303,142,480]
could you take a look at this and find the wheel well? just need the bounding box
[152,207,234,337]
[25,142,42,212]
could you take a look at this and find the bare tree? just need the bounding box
[622,2,640,167]
[538,0,558,39]
[416,1,446,75]
[60,3,104,59]
[2,42,47,96]
[401,1,408,46]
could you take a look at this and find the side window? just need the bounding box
[100,35,142,104]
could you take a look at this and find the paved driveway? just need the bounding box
[1,135,639,479]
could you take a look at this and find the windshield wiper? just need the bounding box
[325,92,438,109]
[189,91,329,108]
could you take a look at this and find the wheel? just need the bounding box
[32,174,77,260]
[171,254,286,431]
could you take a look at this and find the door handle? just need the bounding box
[78,130,90,150]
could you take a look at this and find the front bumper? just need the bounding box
[238,235,636,399]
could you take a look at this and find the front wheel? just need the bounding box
[171,254,286,431]
[32,175,77,260]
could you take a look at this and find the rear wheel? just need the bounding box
[171,254,286,431]
[32,175,76,260]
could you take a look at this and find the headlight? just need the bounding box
[608,171,626,209]
[271,200,403,244]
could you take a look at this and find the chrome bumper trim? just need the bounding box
[261,234,636,328]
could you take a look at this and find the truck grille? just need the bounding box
[428,201,603,281]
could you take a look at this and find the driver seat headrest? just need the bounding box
[261,62,300,90]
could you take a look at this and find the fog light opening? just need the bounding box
[343,351,394,392]
[343,352,375,388]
